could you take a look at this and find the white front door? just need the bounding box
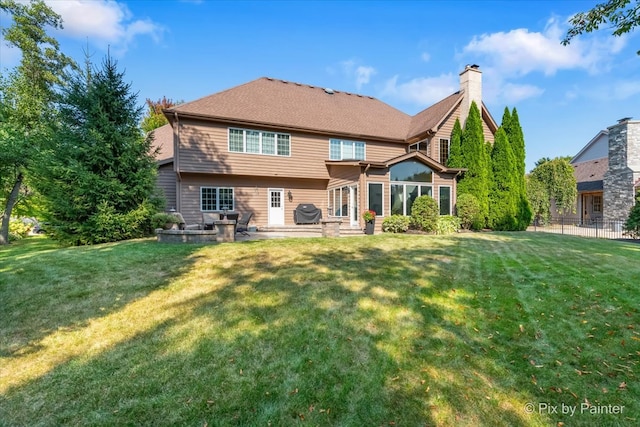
[268,189,285,226]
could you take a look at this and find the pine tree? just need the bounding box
[504,107,532,230]
[488,127,518,230]
[457,101,490,228]
[39,54,161,244]
[447,118,463,168]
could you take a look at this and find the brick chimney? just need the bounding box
[459,64,482,128]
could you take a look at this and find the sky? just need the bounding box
[1,0,639,172]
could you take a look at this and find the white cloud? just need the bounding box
[462,17,624,77]
[421,52,431,62]
[45,0,164,54]
[381,73,458,106]
[355,66,376,90]
[340,59,376,90]
[500,82,545,104]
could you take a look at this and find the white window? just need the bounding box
[409,140,430,156]
[228,128,290,156]
[329,139,365,160]
[201,187,234,211]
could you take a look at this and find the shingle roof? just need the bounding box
[407,92,463,140]
[165,77,463,142]
[149,123,173,163]
[573,157,608,191]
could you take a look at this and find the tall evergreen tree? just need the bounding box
[488,127,518,230]
[39,54,160,244]
[457,101,490,228]
[447,118,463,168]
[504,107,532,230]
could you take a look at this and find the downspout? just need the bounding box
[174,112,182,212]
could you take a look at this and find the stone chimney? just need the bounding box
[459,64,482,128]
[603,118,640,222]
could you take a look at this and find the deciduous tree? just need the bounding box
[0,0,75,244]
[527,157,577,222]
[141,96,180,133]
[562,0,640,54]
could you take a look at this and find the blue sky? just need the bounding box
[1,0,639,172]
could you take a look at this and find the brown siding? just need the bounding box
[430,104,495,164]
[366,140,406,162]
[157,163,176,210]
[176,118,407,178]
[327,165,361,188]
[178,173,328,228]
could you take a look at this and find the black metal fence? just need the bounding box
[529,217,635,240]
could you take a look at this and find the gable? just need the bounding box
[572,130,609,164]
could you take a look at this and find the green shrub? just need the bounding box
[410,195,439,232]
[435,215,461,235]
[456,193,482,230]
[624,190,640,239]
[151,212,179,230]
[382,215,410,233]
[9,219,32,240]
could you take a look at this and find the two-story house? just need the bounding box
[154,65,497,231]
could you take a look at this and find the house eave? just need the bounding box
[164,110,407,144]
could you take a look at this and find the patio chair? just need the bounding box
[202,212,220,230]
[236,212,254,236]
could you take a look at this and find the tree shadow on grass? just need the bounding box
[0,238,206,358]
[1,235,574,425]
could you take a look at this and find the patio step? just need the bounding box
[258,224,365,235]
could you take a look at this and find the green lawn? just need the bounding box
[1,233,638,426]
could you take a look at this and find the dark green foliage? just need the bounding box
[624,190,640,238]
[410,195,439,232]
[435,215,461,235]
[488,128,518,230]
[447,118,463,168]
[455,193,482,230]
[502,107,531,230]
[38,54,161,245]
[381,215,411,233]
[457,101,490,227]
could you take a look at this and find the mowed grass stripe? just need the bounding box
[0,233,637,426]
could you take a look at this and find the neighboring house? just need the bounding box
[567,130,608,223]
[154,65,498,231]
[567,118,640,224]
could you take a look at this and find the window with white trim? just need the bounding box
[368,183,384,216]
[439,138,450,165]
[228,128,290,156]
[201,187,234,211]
[329,139,365,160]
[408,139,430,156]
[439,186,451,215]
